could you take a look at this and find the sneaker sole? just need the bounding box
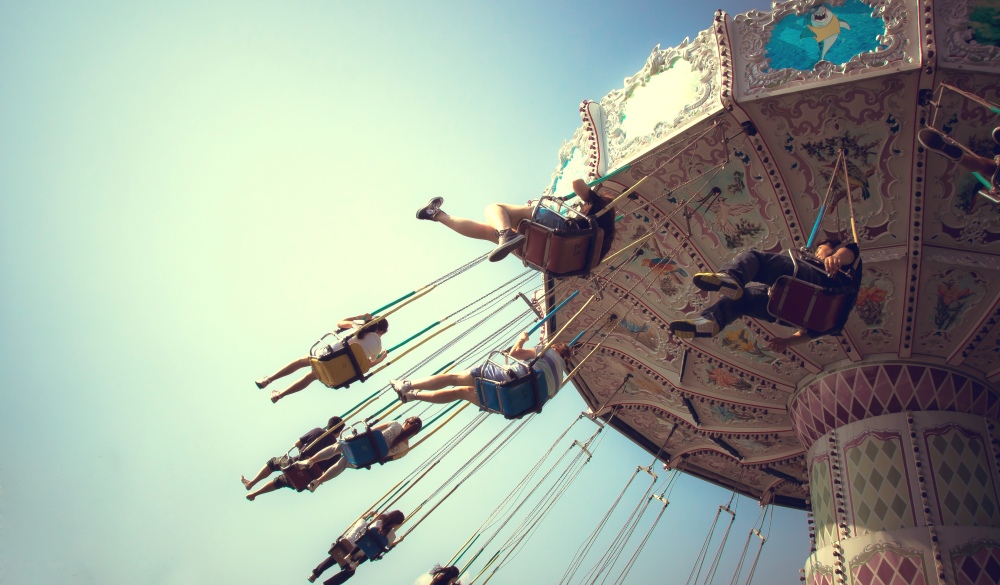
[693,273,743,300]
[488,235,525,262]
[918,129,962,162]
[415,197,444,220]
[669,321,718,339]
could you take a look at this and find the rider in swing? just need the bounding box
[669,237,862,351]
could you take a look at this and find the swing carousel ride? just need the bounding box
[536,0,1000,583]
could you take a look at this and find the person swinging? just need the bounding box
[389,331,570,411]
[241,416,344,501]
[293,417,423,491]
[669,238,862,351]
[414,178,616,264]
[256,314,389,403]
[918,126,1000,200]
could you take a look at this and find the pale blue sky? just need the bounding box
[0,1,810,584]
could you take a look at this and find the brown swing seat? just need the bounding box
[514,196,605,278]
[766,250,854,335]
[281,461,323,492]
[308,318,383,389]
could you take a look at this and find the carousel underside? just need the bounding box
[541,0,1000,510]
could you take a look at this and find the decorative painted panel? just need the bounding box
[601,28,724,167]
[925,425,1000,528]
[950,538,1000,585]
[914,266,990,353]
[848,541,929,585]
[851,264,897,350]
[843,430,916,534]
[805,557,836,585]
[746,76,911,247]
[731,0,915,96]
[811,453,839,548]
[937,0,1000,69]
[922,74,1000,252]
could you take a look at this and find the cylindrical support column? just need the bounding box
[789,363,1000,585]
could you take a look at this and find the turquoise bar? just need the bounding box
[386,321,440,353]
[973,171,992,188]
[369,290,416,316]
[527,290,579,335]
[806,204,826,249]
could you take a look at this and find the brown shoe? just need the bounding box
[488,229,525,262]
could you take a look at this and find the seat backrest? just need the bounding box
[354,527,390,561]
[767,276,851,334]
[281,462,315,492]
[474,369,547,419]
[310,343,372,389]
[342,429,390,469]
[516,219,604,278]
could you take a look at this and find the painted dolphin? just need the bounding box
[807,5,850,61]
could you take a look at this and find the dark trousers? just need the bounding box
[700,250,842,329]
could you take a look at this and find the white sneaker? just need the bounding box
[390,379,413,402]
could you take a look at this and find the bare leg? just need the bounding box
[407,371,476,391]
[241,463,274,490]
[412,386,480,406]
[959,153,999,177]
[246,478,281,501]
[434,211,497,242]
[258,356,311,388]
[485,203,532,232]
[271,371,317,403]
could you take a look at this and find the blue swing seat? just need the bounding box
[473,353,549,420]
[354,527,391,561]
[342,427,390,469]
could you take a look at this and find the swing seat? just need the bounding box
[354,528,390,561]
[475,369,548,420]
[342,428,390,469]
[767,276,852,334]
[310,339,372,389]
[281,461,322,492]
[327,539,355,569]
[767,249,854,334]
[514,196,605,278]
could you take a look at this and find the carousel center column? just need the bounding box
[787,362,1000,585]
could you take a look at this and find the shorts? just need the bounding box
[267,454,294,471]
[273,474,294,490]
[470,361,527,382]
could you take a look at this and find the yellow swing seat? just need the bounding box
[310,338,373,389]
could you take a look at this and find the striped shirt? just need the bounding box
[533,349,566,399]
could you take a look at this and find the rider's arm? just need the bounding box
[508,332,536,360]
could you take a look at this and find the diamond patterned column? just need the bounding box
[790,364,1000,584]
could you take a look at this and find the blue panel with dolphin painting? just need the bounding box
[765,0,885,71]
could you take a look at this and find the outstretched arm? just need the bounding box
[337,313,373,330]
[370,349,388,365]
[508,332,536,360]
[768,330,812,353]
